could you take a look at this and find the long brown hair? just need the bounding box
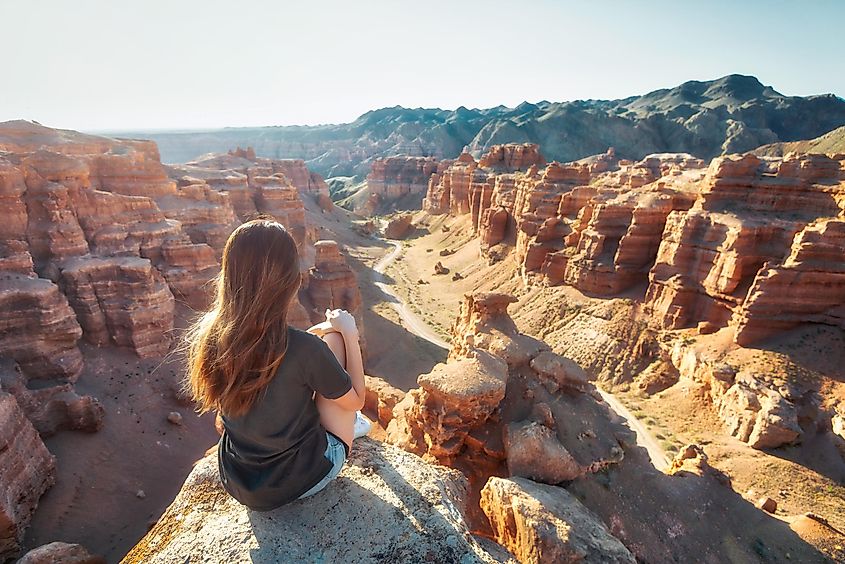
[186,218,301,417]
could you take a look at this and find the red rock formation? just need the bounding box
[386,349,509,461]
[0,275,83,380]
[0,360,103,436]
[423,152,482,215]
[383,214,413,239]
[645,152,845,339]
[185,151,331,208]
[478,143,546,171]
[364,156,441,211]
[434,143,843,354]
[250,174,307,243]
[158,235,219,309]
[0,391,56,561]
[304,241,363,324]
[58,256,174,357]
[734,218,845,344]
[480,477,636,564]
[363,375,405,427]
[388,292,627,483]
[156,181,238,254]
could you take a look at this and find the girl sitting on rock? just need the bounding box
[185,218,369,510]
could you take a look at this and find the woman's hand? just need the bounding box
[325,309,358,340]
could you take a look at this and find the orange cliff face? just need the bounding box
[423,143,845,451]
[377,292,827,563]
[362,156,444,213]
[424,143,845,345]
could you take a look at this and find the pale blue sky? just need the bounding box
[1,0,843,131]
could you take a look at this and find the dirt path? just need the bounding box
[597,389,670,470]
[373,239,670,470]
[374,240,451,350]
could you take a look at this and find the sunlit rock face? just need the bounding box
[362,156,444,213]
[0,391,56,561]
[428,142,845,346]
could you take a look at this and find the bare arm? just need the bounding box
[322,310,365,411]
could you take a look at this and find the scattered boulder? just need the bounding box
[667,444,731,487]
[452,272,464,281]
[480,477,635,564]
[434,261,449,275]
[363,375,405,426]
[18,542,105,564]
[757,497,778,513]
[384,214,413,239]
[439,248,455,256]
[529,351,592,393]
[504,421,582,483]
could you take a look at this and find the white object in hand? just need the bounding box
[353,411,372,439]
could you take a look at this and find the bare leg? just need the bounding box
[310,328,355,450]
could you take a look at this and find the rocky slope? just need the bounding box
[421,142,844,453]
[755,125,845,157]
[0,121,362,561]
[117,75,845,179]
[374,292,832,562]
[123,438,511,563]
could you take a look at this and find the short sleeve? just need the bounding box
[303,334,353,399]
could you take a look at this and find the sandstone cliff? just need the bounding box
[358,156,444,213]
[0,122,334,559]
[373,293,829,562]
[423,141,844,450]
[0,391,55,559]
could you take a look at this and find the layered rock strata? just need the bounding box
[645,153,845,339]
[304,240,363,325]
[426,143,844,354]
[0,392,56,561]
[385,293,829,562]
[363,156,442,212]
[0,122,326,369]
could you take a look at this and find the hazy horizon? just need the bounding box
[3,0,844,131]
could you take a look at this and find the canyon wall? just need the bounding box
[425,143,845,450]
[425,144,845,344]
[0,122,333,560]
[377,292,825,562]
[360,156,445,213]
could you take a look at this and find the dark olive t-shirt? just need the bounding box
[217,327,352,510]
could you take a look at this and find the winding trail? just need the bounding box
[373,239,669,470]
[597,390,670,470]
[373,240,451,350]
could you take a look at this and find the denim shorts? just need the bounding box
[297,432,347,499]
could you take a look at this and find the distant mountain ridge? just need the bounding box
[108,74,845,178]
